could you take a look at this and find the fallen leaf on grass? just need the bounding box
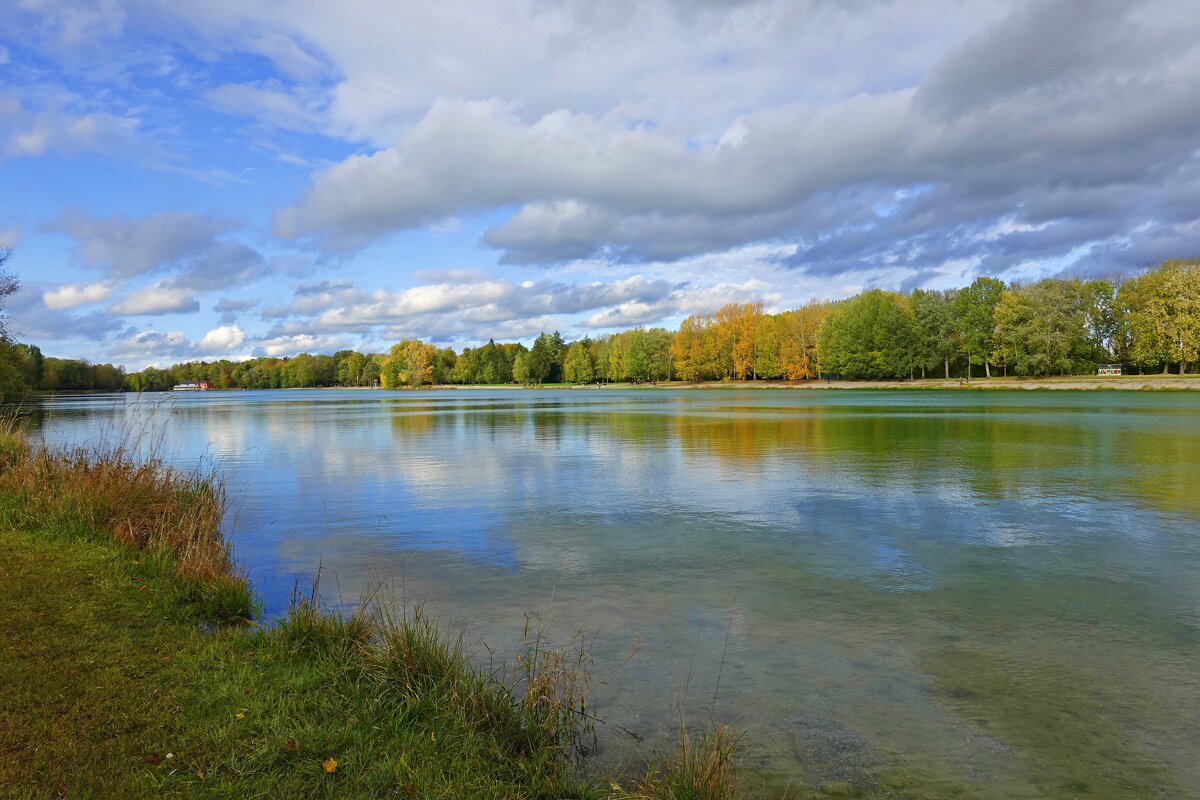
[285,741,297,751]
[322,757,338,774]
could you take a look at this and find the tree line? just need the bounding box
[2,256,1199,399]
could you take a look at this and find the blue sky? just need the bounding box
[2,0,1198,369]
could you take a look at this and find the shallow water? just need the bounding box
[32,388,1200,798]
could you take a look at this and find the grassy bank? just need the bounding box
[0,426,739,799]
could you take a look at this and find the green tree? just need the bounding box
[591,337,611,383]
[1083,279,1119,361]
[562,342,594,383]
[337,351,369,386]
[954,276,1005,379]
[993,279,1093,376]
[910,288,958,378]
[526,333,554,385]
[623,329,650,380]
[546,331,566,383]
[512,351,531,386]
[818,290,916,379]
[607,334,626,382]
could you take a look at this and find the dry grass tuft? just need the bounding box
[0,415,252,621]
[510,612,597,760]
[622,723,742,800]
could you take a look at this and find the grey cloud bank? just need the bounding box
[273,0,1200,276]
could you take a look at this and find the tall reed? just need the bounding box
[0,414,253,621]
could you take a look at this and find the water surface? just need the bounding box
[33,389,1200,798]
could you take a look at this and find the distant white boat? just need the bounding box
[172,382,211,391]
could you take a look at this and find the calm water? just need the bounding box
[31,389,1200,798]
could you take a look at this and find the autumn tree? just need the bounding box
[1118,260,1200,373]
[381,340,438,388]
[670,315,707,381]
[777,302,827,380]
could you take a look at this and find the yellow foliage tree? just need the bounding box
[381,340,438,388]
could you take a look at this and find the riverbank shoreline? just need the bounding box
[0,427,738,800]
[423,375,1200,392]
[41,374,1193,397]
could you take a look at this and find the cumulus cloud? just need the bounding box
[34,210,271,332]
[272,274,676,334]
[253,332,348,357]
[249,0,1200,278]
[2,280,124,342]
[42,281,114,309]
[198,324,246,352]
[112,326,255,366]
[111,329,191,362]
[109,283,199,316]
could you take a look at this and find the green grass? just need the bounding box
[0,426,743,799]
[0,527,207,798]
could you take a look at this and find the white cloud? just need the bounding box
[1,95,145,159]
[109,283,198,315]
[110,329,189,361]
[199,324,246,351]
[42,281,114,310]
[254,332,347,357]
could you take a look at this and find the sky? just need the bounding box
[1,0,1198,370]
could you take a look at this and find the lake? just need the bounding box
[30,388,1200,798]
